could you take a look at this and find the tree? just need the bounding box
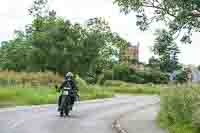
[0,32,32,71]
[0,0,128,77]
[153,29,181,73]
[0,0,129,83]
[175,70,188,84]
[114,0,200,44]
[148,56,160,69]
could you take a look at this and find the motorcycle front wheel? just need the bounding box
[60,110,64,117]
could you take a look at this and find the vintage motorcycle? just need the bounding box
[56,85,79,117]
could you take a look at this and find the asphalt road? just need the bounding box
[0,96,160,133]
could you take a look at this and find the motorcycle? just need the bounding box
[60,86,73,117]
[56,85,74,117]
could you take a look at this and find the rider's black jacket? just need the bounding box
[58,79,78,93]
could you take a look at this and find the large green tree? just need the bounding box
[0,0,128,77]
[114,0,200,43]
[153,29,181,73]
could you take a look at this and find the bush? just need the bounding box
[103,70,113,80]
[106,64,169,84]
[175,70,188,84]
[126,70,168,84]
[149,70,169,84]
[128,74,145,84]
[113,64,129,81]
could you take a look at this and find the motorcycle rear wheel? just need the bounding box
[65,108,69,116]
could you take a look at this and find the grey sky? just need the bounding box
[0,0,200,65]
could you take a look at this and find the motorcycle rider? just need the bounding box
[57,72,78,111]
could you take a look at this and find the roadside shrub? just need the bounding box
[103,70,113,80]
[113,64,129,81]
[149,70,169,84]
[126,70,168,84]
[128,74,145,83]
[175,70,188,84]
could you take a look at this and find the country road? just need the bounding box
[0,96,161,133]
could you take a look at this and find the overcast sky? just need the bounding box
[0,0,200,65]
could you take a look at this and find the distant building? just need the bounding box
[120,42,140,64]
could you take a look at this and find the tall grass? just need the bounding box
[0,70,62,86]
[158,85,200,133]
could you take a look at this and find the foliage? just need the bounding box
[107,63,169,84]
[198,65,200,71]
[114,0,200,44]
[175,70,188,83]
[147,70,169,84]
[153,29,181,73]
[0,0,128,79]
[147,56,160,69]
[103,70,113,81]
[0,31,33,71]
[128,73,145,84]
[112,64,130,81]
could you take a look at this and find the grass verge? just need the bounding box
[104,80,161,95]
[157,85,200,133]
[0,85,114,107]
[0,79,161,107]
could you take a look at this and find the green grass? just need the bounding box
[0,86,58,106]
[0,85,114,107]
[0,80,161,107]
[163,122,198,133]
[157,85,200,133]
[79,85,114,100]
[0,76,115,107]
[104,80,161,95]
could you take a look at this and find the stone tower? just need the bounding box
[120,42,139,64]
